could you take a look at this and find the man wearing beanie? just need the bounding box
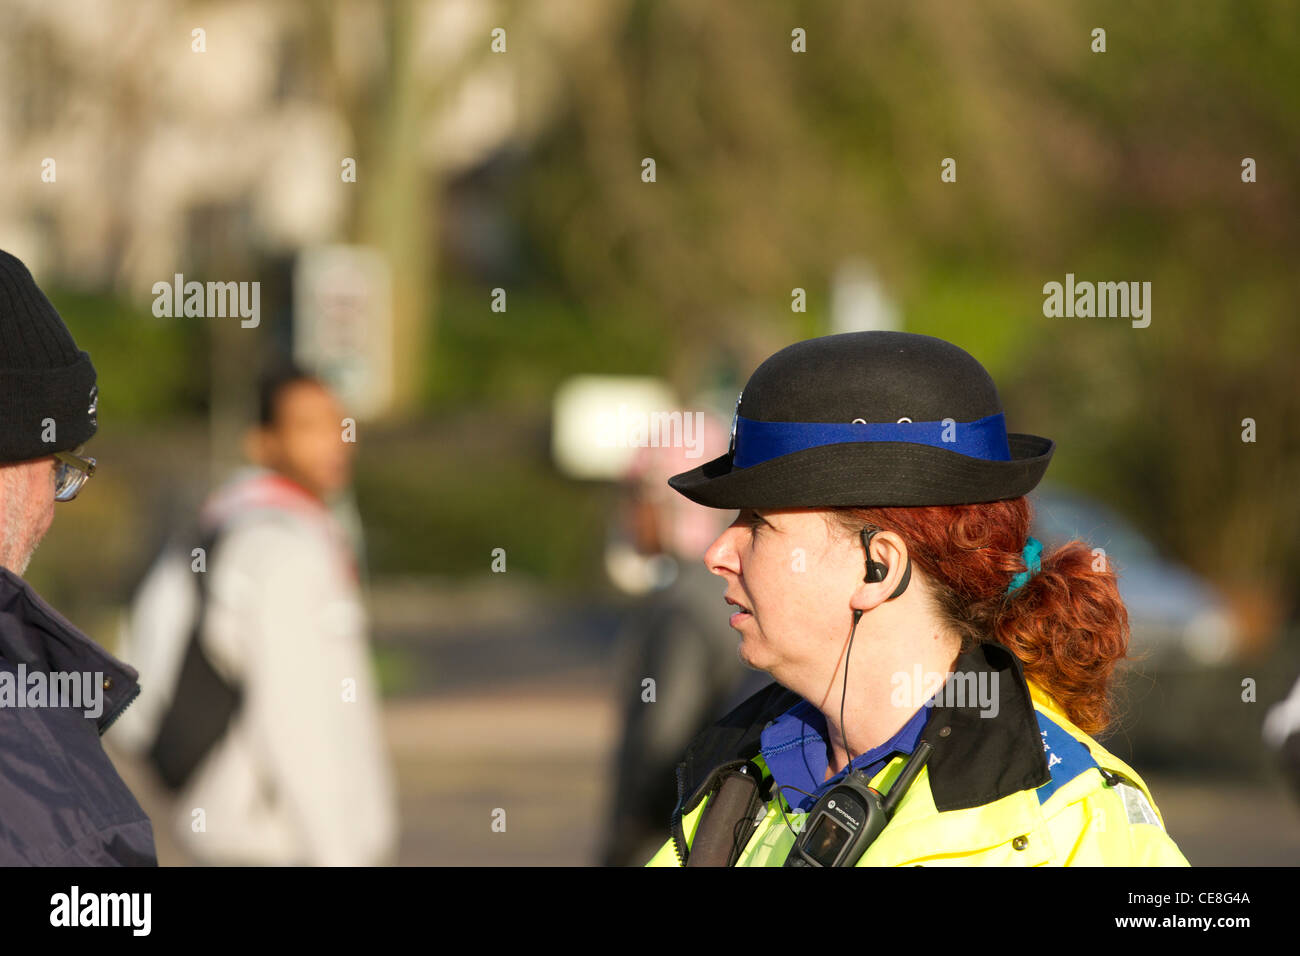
[0,250,157,865]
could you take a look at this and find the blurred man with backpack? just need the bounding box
[113,365,397,865]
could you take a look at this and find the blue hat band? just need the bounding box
[730,412,1012,470]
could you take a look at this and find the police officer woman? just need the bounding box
[646,331,1189,867]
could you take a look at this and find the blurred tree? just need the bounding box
[300,0,527,413]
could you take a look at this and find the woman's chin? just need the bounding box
[736,636,769,672]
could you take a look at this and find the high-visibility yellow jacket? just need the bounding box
[646,642,1189,867]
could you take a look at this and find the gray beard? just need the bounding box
[0,472,38,576]
[2,541,35,576]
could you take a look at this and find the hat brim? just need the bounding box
[667,433,1054,509]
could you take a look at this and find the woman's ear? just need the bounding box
[850,530,911,611]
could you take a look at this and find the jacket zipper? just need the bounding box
[98,681,141,736]
[670,762,689,865]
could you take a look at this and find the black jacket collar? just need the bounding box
[0,567,141,735]
[676,641,1050,815]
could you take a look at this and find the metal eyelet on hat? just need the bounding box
[728,392,742,456]
[1012,835,1029,851]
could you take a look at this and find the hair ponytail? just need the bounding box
[829,497,1130,734]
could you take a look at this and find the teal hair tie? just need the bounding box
[1006,536,1043,594]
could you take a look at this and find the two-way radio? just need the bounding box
[783,740,933,867]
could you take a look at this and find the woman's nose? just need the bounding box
[704,525,743,577]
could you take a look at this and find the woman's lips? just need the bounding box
[725,597,752,627]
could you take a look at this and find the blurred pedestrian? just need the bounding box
[600,418,771,866]
[0,249,157,865]
[1264,670,1300,802]
[116,364,396,865]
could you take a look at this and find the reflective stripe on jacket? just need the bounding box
[647,642,1189,867]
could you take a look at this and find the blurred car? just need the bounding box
[1028,484,1240,668]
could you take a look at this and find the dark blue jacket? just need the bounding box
[0,567,157,865]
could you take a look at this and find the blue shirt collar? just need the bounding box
[760,696,932,812]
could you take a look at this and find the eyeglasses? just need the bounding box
[53,450,96,502]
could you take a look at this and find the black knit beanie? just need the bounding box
[0,251,98,463]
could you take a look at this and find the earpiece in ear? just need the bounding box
[888,558,912,600]
[860,527,912,599]
[859,527,889,582]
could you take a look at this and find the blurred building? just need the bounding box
[0,0,618,410]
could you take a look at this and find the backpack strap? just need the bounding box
[146,525,243,791]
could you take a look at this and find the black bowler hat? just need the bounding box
[668,331,1053,509]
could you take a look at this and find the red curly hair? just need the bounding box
[828,496,1129,735]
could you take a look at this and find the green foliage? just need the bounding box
[352,419,614,584]
[46,289,207,422]
[425,280,673,411]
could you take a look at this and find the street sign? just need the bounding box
[293,245,394,419]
